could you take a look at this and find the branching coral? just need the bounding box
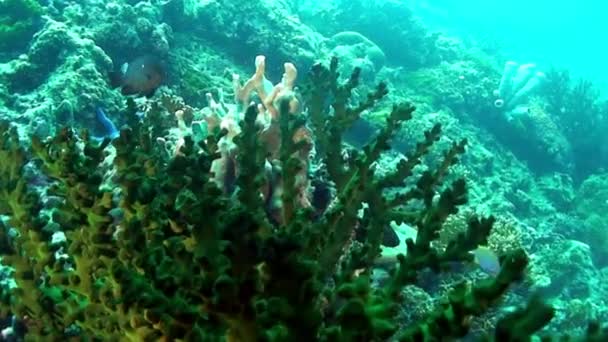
[0,58,604,340]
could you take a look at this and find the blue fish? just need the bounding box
[94,107,120,140]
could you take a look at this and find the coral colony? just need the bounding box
[1,1,608,340]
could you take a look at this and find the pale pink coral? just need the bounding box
[210,56,313,224]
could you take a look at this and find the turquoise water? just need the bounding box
[407,0,608,92]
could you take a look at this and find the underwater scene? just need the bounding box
[0,0,607,340]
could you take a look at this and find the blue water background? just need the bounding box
[405,0,607,94]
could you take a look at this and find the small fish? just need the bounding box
[381,226,400,247]
[354,222,400,247]
[109,55,165,97]
[94,107,119,140]
[472,246,501,275]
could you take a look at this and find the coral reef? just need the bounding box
[167,0,324,74]
[0,56,569,340]
[0,0,175,143]
[401,60,497,113]
[0,0,43,53]
[57,0,173,60]
[325,31,386,82]
[541,68,608,180]
[0,0,606,339]
[169,37,238,107]
[574,173,608,267]
[296,0,448,68]
[0,18,120,136]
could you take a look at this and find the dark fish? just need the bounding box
[381,225,400,247]
[343,118,412,154]
[354,222,401,248]
[109,55,164,97]
[342,118,378,148]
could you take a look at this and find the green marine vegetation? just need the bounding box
[0,57,604,341]
[541,68,608,181]
[0,0,43,51]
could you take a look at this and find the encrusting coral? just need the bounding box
[0,57,605,341]
[0,0,43,51]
